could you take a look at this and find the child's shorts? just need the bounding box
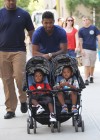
[31,94,53,104]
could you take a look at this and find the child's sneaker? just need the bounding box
[71,105,78,113]
[61,105,68,113]
[36,105,45,114]
[49,113,56,122]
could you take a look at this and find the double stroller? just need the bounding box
[24,54,85,134]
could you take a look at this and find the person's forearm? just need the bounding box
[32,49,43,56]
[28,30,34,41]
[51,49,65,57]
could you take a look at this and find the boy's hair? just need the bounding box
[42,11,54,20]
[34,69,44,76]
[62,66,73,73]
[58,17,64,22]
[82,15,92,21]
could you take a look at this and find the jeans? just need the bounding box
[67,50,76,58]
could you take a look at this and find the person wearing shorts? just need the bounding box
[79,16,100,85]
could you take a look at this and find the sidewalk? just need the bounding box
[0,57,100,140]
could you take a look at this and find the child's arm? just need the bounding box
[46,83,52,90]
[29,85,35,90]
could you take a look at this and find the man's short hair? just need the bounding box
[42,11,54,20]
[82,15,92,21]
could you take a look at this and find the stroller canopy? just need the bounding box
[26,56,50,75]
[52,54,78,76]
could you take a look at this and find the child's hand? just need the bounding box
[60,82,70,87]
[53,85,60,89]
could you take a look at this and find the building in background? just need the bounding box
[32,0,96,29]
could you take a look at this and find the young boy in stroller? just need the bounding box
[52,54,85,116]
[29,69,56,122]
[54,65,79,114]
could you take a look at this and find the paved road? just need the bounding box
[0,57,100,140]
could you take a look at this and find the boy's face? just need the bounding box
[34,72,43,83]
[62,68,72,79]
[82,17,91,27]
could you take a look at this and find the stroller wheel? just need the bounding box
[51,123,54,133]
[75,121,78,132]
[29,117,34,129]
[57,121,61,132]
[81,120,85,132]
[33,119,36,134]
[27,120,30,134]
[72,116,75,126]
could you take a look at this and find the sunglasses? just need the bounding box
[67,20,73,22]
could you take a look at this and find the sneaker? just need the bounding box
[72,106,78,113]
[61,105,68,114]
[90,77,94,83]
[36,105,45,115]
[85,80,89,85]
[20,102,28,113]
[50,113,56,122]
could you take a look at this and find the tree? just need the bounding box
[0,0,4,8]
[17,0,30,12]
[65,0,80,16]
[28,0,45,15]
[0,0,45,15]
[65,0,100,28]
[0,0,30,9]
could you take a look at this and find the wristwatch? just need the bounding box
[48,53,52,57]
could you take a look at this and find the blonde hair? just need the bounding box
[82,16,92,21]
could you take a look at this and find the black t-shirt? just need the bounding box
[0,7,34,52]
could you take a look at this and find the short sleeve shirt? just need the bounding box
[0,7,34,52]
[32,25,67,53]
[66,28,77,50]
[78,25,100,51]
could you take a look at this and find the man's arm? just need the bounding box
[51,43,67,57]
[79,38,83,52]
[32,44,44,56]
[32,43,67,59]
[75,32,80,51]
[32,44,51,59]
[97,35,100,50]
[79,37,86,56]
[28,30,34,41]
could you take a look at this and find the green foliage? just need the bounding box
[28,0,45,15]
[65,0,100,14]
[0,0,4,8]
[0,0,44,15]
[65,0,80,16]
[65,0,100,28]
[17,0,30,11]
